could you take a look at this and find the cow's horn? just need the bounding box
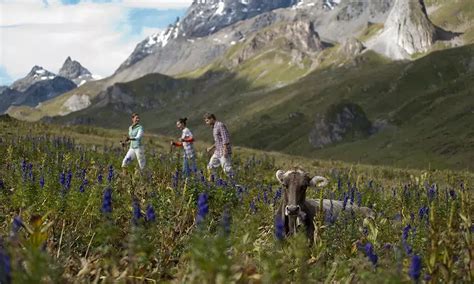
[310,176,329,187]
[276,170,286,183]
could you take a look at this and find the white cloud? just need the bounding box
[0,0,192,83]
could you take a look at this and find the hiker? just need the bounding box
[203,113,234,178]
[121,113,146,170]
[170,117,197,176]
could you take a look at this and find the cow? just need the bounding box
[275,169,374,245]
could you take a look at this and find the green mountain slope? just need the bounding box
[45,44,474,170]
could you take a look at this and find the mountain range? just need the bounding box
[7,0,474,169]
[0,57,95,113]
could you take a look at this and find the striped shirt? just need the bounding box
[213,121,231,158]
[181,128,195,158]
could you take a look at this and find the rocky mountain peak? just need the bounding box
[59,57,94,86]
[11,66,57,92]
[367,0,439,59]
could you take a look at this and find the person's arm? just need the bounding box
[220,124,231,156]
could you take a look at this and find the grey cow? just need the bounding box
[275,169,374,245]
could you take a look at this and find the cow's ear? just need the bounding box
[276,170,286,184]
[310,176,328,187]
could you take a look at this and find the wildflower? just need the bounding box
[408,255,422,281]
[402,225,413,255]
[146,204,156,222]
[427,185,436,201]
[97,172,103,184]
[383,243,393,250]
[196,192,209,224]
[39,176,45,188]
[275,215,285,241]
[101,188,112,214]
[418,206,429,221]
[449,189,456,199]
[364,242,378,266]
[132,200,142,225]
[59,172,66,186]
[250,200,257,214]
[356,191,362,207]
[107,165,114,183]
[0,245,11,284]
[342,193,349,210]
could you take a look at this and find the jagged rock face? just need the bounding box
[58,57,93,86]
[367,0,437,59]
[10,66,57,92]
[182,0,299,38]
[13,76,77,108]
[0,88,22,113]
[386,0,436,54]
[309,103,372,149]
[233,20,324,65]
[339,37,365,57]
[114,0,393,82]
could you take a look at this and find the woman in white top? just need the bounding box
[170,118,197,176]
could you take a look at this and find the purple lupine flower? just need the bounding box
[364,242,378,266]
[196,192,209,224]
[273,188,282,204]
[146,204,156,222]
[410,213,415,223]
[337,178,342,190]
[408,255,422,281]
[12,216,23,234]
[101,188,112,214]
[449,189,456,199]
[402,224,413,255]
[350,187,355,205]
[250,200,257,214]
[356,191,362,207]
[0,245,11,284]
[65,170,72,190]
[39,176,45,188]
[423,274,432,282]
[427,185,436,201]
[59,172,66,186]
[107,165,114,183]
[342,193,349,211]
[97,172,103,184]
[418,207,429,220]
[275,215,285,241]
[132,200,142,225]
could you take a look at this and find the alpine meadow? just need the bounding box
[0,0,473,283]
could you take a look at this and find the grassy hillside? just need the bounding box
[0,117,473,283]
[42,43,474,171]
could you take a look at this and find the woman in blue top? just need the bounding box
[122,113,146,170]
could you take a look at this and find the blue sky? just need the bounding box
[0,0,191,85]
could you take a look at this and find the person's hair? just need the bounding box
[203,113,216,120]
[132,113,139,118]
[177,117,187,126]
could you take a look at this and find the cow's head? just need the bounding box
[276,169,329,216]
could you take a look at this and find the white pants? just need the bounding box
[122,147,146,170]
[207,154,233,176]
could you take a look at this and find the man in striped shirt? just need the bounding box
[204,113,234,178]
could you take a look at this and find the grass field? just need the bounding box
[0,118,472,283]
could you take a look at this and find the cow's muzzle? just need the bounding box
[285,205,301,216]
